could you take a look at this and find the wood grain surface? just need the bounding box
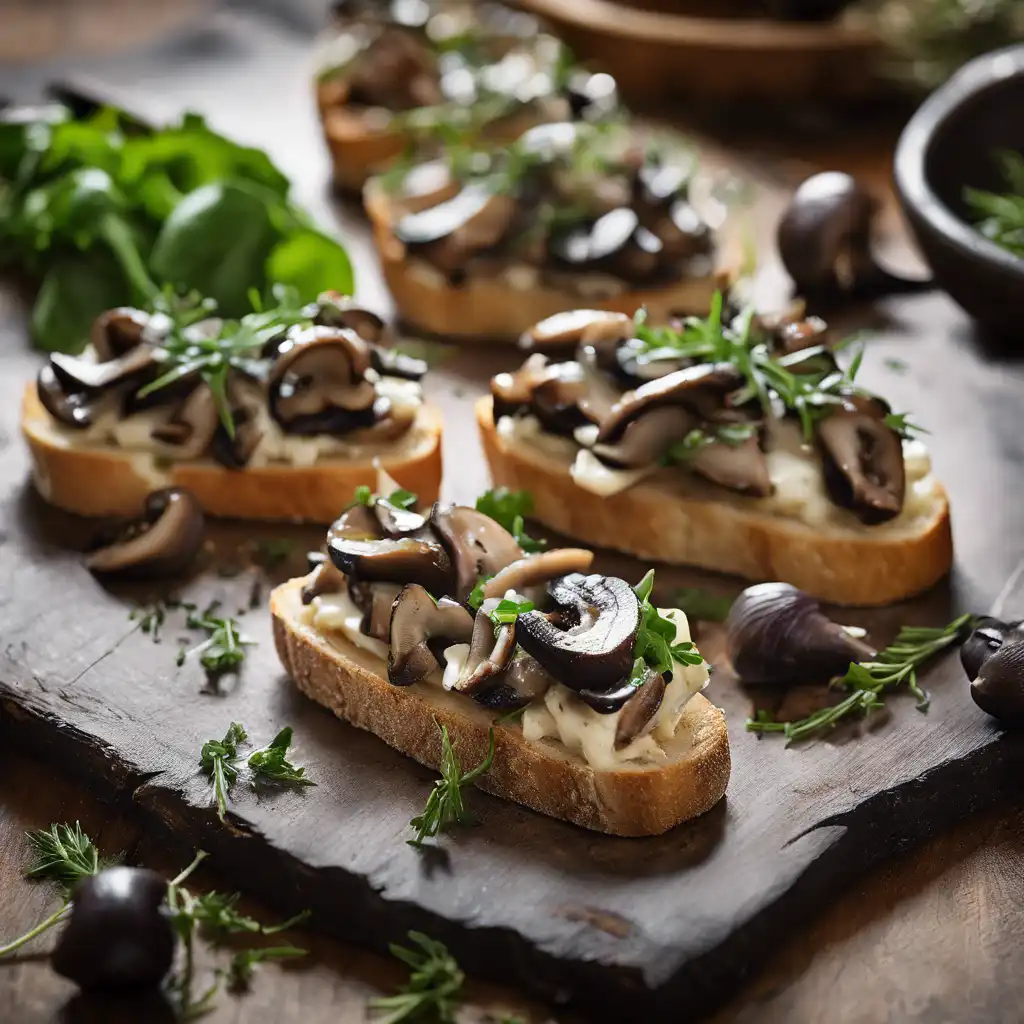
[2,3,1024,1023]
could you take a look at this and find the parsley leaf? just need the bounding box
[408,724,495,848]
[247,727,316,790]
[354,484,374,506]
[475,488,545,553]
[487,597,535,627]
[386,488,418,511]
[200,722,247,822]
[467,574,492,610]
[633,570,704,681]
[370,931,464,1024]
[184,600,254,675]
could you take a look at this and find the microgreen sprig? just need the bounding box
[408,724,495,848]
[181,600,254,675]
[633,570,704,680]
[248,727,316,790]
[200,722,248,822]
[747,614,975,743]
[370,931,465,1024]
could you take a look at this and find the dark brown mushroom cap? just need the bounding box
[518,309,632,352]
[429,503,523,604]
[268,326,377,433]
[328,502,382,544]
[49,345,156,393]
[314,291,387,343]
[150,384,221,459]
[388,585,474,686]
[614,669,666,742]
[328,534,453,595]
[690,434,773,497]
[516,573,641,692]
[472,650,556,710]
[594,362,745,447]
[816,398,905,524]
[90,307,166,362]
[85,488,205,579]
[969,635,1024,723]
[37,365,94,428]
[961,617,1024,682]
[549,207,665,283]
[348,579,402,641]
[446,604,518,695]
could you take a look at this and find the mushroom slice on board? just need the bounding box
[388,585,474,686]
[85,488,205,578]
[613,669,666,745]
[429,503,523,604]
[446,603,518,695]
[268,325,377,434]
[816,398,905,524]
[481,548,595,602]
[328,534,453,596]
[516,573,641,691]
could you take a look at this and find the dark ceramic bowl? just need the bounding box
[894,45,1024,337]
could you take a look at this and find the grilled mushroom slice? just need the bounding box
[519,309,632,352]
[314,292,387,343]
[430,504,523,603]
[550,207,664,282]
[151,384,221,459]
[49,345,155,392]
[348,580,402,641]
[473,651,556,710]
[85,488,204,578]
[89,307,161,361]
[447,604,518,694]
[517,573,641,691]
[210,378,264,469]
[328,502,383,543]
[817,399,905,523]
[388,585,474,686]
[37,365,95,428]
[592,406,693,468]
[614,670,666,745]
[328,534,452,595]
[301,557,346,604]
[690,435,772,497]
[268,326,377,434]
[481,548,594,602]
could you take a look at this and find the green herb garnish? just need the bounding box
[130,602,167,641]
[247,727,316,790]
[673,588,734,622]
[408,724,495,848]
[884,412,930,439]
[475,488,545,553]
[965,150,1024,258]
[386,488,418,511]
[227,945,307,991]
[370,931,464,1024]
[634,570,704,674]
[185,600,254,675]
[746,614,974,742]
[354,484,374,506]
[200,722,248,822]
[487,597,535,627]
[467,574,492,610]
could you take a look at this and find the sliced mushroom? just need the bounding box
[429,504,523,603]
[817,400,905,523]
[576,345,623,423]
[328,534,452,595]
[481,548,595,602]
[395,185,517,276]
[314,292,387,343]
[516,573,641,691]
[348,579,402,641]
[49,345,155,392]
[529,362,590,436]
[690,435,772,497]
[592,406,693,469]
[328,502,382,544]
[446,605,518,694]
[151,384,220,459]
[370,346,427,382]
[594,363,745,448]
[491,354,552,420]
[388,584,474,686]
[391,159,459,215]
[473,651,556,710]
[89,307,159,361]
[373,498,426,538]
[301,558,346,604]
[37,365,94,429]
[85,488,204,578]
[775,316,829,356]
[614,670,666,745]
[519,309,632,352]
[210,378,264,469]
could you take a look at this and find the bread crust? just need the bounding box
[477,397,953,607]
[20,384,443,522]
[364,184,729,343]
[271,578,731,836]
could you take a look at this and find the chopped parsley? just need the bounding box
[475,488,546,553]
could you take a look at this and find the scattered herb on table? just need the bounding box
[408,724,495,848]
[248,727,316,790]
[0,104,353,353]
[475,488,546,553]
[130,602,168,641]
[672,588,734,623]
[884,357,909,374]
[370,931,464,1024]
[965,150,1024,259]
[747,614,974,742]
[226,945,307,992]
[184,600,254,675]
[251,538,294,570]
[200,722,248,822]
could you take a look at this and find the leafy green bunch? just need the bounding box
[965,150,1024,260]
[0,104,352,353]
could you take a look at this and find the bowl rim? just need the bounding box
[894,43,1024,282]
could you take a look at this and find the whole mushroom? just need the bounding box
[961,617,1024,722]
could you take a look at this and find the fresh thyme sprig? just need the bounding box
[408,724,495,848]
[747,614,974,743]
[475,488,546,553]
[248,727,316,790]
[181,600,254,675]
[370,931,465,1024]
[200,722,248,822]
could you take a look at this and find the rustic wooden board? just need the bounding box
[3,9,1024,1021]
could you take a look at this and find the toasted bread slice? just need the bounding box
[20,384,443,522]
[364,183,728,343]
[477,397,953,607]
[271,577,731,836]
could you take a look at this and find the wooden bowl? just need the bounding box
[894,45,1024,337]
[516,0,880,103]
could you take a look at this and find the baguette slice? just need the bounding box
[477,397,953,607]
[365,182,729,343]
[271,577,731,836]
[20,384,443,522]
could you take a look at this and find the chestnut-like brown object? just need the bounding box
[961,617,1024,723]
[52,867,175,992]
